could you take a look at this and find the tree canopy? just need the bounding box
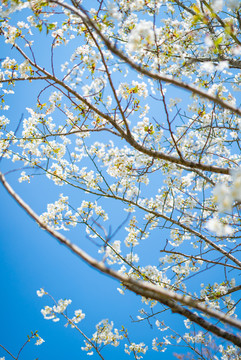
[1,0,241,358]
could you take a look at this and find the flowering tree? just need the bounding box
[1,0,241,358]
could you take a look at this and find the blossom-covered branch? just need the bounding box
[1,171,241,348]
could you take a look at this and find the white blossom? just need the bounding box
[125,342,148,359]
[37,288,46,297]
[206,217,234,236]
[213,183,233,212]
[128,20,154,52]
[212,0,223,11]
[35,337,45,345]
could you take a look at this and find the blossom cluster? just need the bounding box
[81,319,124,356]
[127,20,154,52]
[37,289,85,326]
[214,168,241,212]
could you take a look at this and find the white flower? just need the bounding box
[18,171,31,183]
[71,309,85,325]
[216,61,229,71]
[205,35,214,48]
[35,337,45,345]
[1,57,17,69]
[117,287,124,295]
[184,319,192,329]
[37,288,45,297]
[107,2,121,20]
[232,46,241,55]
[200,62,215,73]
[231,168,241,201]
[130,0,145,11]
[53,299,72,313]
[41,306,55,320]
[206,217,234,236]
[49,91,63,104]
[128,20,154,52]
[212,0,223,12]
[125,342,148,359]
[213,183,233,212]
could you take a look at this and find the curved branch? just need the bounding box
[1,171,241,348]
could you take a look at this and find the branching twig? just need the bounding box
[1,171,241,347]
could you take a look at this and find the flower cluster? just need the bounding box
[81,319,124,356]
[213,168,241,212]
[206,217,234,237]
[127,20,154,52]
[35,335,45,346]
[39,194,77,230]
[98,240,123,265]
[124,342,148,359]
[38,289,85,326]
[70,310,85,326]
[38,290,71,322]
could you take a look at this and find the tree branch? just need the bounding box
[50,0,241,118]
[1,171,241,347]
[11,42,232,175]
